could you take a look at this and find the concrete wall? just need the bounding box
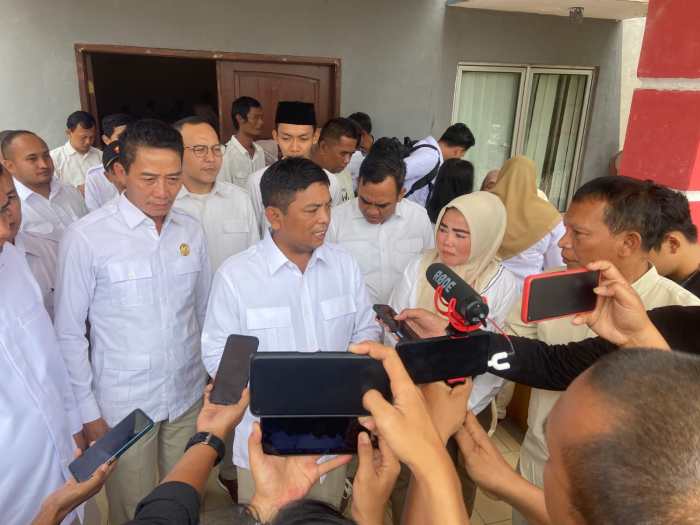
[0,0,621,184]
[620,17,646,145]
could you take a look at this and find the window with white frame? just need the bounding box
[451,64,595,210]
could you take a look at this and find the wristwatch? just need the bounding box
[185,432,226,466]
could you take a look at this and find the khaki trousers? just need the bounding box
[105,399,201,524]
[237,463,348,508]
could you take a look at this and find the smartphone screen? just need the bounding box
[373,304,419,342]
[249,352,391,417]
[261,416,377,455]
[210,334,259,405]
[523,270,599,323]
[69,409,154,482]
[395,331,492,384]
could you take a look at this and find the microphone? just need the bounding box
[426,263,489,326]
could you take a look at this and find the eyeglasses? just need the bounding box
[185,144,226,158]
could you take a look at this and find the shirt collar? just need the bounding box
[630,264,659,297]
[64,141,78,156]
[13,176,61,202]
[228,136,260,156]
[261,230,329,275]
[176,181,227,201]
[118,192,180,230]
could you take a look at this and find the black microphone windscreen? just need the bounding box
[425,263,489,324]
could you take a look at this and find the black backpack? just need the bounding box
[398,136,441,200]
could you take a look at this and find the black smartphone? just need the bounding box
[249,352,391,417]
[210,334,259,405]
[395,331,492,384]
[69,409,154,482]
[373,304,419,342]
[261,416,377,455]
[521,269,600,323]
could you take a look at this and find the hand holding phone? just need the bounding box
[522,268,600,323]
[210,334,258,405]
[373,304,419,342]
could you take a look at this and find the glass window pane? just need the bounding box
[455,70,521,189]
[523,73,588,210]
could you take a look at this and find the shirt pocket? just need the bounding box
[320,294,357,349]
[222,220,249,235]
[107,259,154,307]
[341,240,378,274]
[392,238,424,272]
[246,306,293,350]
[98,352,151,404]
[172,253,202,296]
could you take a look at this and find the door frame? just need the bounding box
[74,43,342,136]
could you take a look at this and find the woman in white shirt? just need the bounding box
[490,156,565,284]
[388,191,520,521]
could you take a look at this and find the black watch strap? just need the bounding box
[185,432,226,466]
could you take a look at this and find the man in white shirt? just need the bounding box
[203,157,381,505]
[327,138,434,304]
[174,117,259,272]
[219,96,266,190]
[404,123,475,207]
[85,113,134,211]
[1,129,87,241]
[506,175,700,525]
[347,111,374,191]
[248,101,345,237]
[311,117,360,203]
[0,173,86,525]
[50,110,102,193]
[54,119,212,524]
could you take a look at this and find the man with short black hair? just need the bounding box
[54,118,211,524]
[247,101,344,236]
[311,117,360,202]
[219,96,266,189]
[327,138,433,303]
[50,110,102,191]
[85,113,134,211]
[506,175,700,525]
[202,156,380,505]
[1,130,87,238]
[173,116,258,272]
[347,111,374,190]
[404,123,475,207]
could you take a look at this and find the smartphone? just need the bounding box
[373,304,419,342]
[395,331,492,384]
[210,334,259,405]
[69,409,154,482]
[261,416,377,455]
[521,269,600,323]
[249,352,391,417]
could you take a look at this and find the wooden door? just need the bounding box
[217,59,341,141]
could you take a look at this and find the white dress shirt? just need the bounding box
[348,150,365,191]
[218,136,266,190]
[54,193,212,427]
[404,136,443,207]
[174,181,260,272]
[15,231,58,319]
[201,233,381,469]
[85,164,119,212]
[389,256,520,415]
[50,141,102,187]
[501,221,566,285]
[327,198,435,304]
[0,243,82,525]
[247,165,345,238]
[15,176,87,240]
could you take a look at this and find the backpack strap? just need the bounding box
[404,144,441,199]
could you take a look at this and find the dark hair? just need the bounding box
[101,114,134,139]
[646,185,698,246]
[271,500,355,524]
[347,112,372,135]
[0,130,42,160]
[319,118,360,146]
[261,157,329,211]
[439,123,475,150]
[358,137,406,192]
[565,349,700,525]
[118,119,184,172]
[572,175,685,252]
[66,110,96,131]
[231,96,262,131]
[172,115,217,133]
[0,130,15,162]
[426,158,475,223]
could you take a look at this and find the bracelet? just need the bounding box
[184,432,225,466]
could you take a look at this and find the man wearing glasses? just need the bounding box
[173,117,259,272]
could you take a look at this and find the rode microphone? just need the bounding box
[426,263,489,329]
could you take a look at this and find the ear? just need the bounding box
[313,128,321,145]
[65,129,71,139]
[112,162,127,178]
[618,231,642,258]
[265,206,284,232]
[666,232,683,254]
[272,129,278,143]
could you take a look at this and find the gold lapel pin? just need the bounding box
[180,243,190,256]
